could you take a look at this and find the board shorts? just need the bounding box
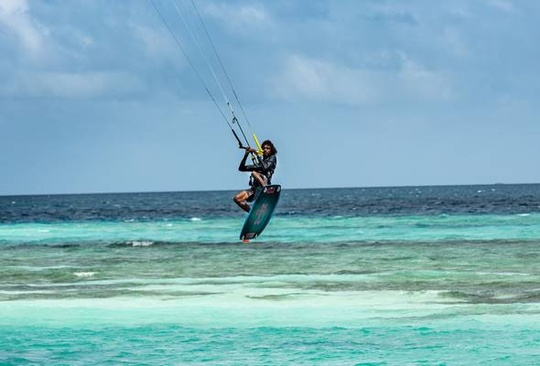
[246,175,268,202]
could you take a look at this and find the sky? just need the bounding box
[1,0,539,195]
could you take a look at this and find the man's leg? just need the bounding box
[233,190,252,213]
[251,172,268,187]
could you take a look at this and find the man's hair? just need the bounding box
[261,140,277,155]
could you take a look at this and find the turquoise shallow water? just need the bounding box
[2,324,538,365]
[1,186,539,364]
[2,213,540,245]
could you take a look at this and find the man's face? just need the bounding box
[262,145,272,156]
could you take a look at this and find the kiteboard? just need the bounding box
[240,185,281,242]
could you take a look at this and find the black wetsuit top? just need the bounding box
[238,153,277,188]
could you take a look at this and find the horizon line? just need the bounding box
[2,182,539,198]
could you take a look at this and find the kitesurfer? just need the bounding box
[233,140,277,212]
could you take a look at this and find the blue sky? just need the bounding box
[1,0,539,195]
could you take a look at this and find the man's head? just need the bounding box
[261,140,277,155]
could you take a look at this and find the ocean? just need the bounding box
[1,184,539,365]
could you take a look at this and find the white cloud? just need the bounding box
[132,24,178,61]
[271,53,453,106]
[0,2,155,100]
[236,4,269,24]
[0,0,46,56]
[442,27,470,59]
[271,55,381,106]
[71,30,94,49]
[399,54,453,101]
[486,0,518,13]
[204,2,271,29]
[0,71,146,99]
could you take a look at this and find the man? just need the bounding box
[233,140,277,213]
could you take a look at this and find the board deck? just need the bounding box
[240,185,281,242]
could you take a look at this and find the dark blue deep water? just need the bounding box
[2,184,540,223]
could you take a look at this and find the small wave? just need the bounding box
[74,272,95,278]
[128,241,155,247]
[517,213,530,217]
[108,240,201,248]
[109,240,157,247]
[190,217,202,221]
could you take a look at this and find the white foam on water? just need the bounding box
[190,217,202,221]
[73,272,95,278]
[129,241,154,247]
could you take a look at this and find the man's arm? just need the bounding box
[238,148,258,172]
